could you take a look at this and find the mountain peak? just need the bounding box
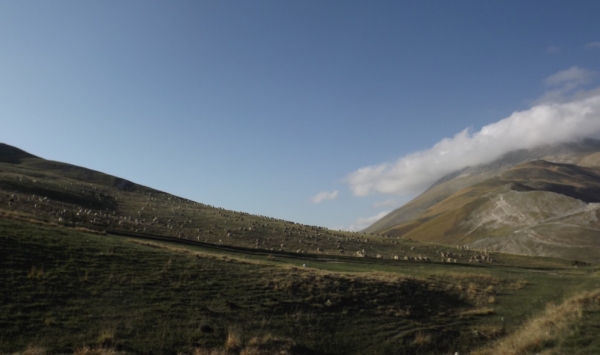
[363,139,600,262]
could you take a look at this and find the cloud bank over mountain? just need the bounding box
[345,67,600,197]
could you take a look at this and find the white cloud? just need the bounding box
[544,66,595,87]
[310,190,338,203]
[344,211,390,231]
[345,68,600,197]
[536,66,597,104]
[546,45,560,54]
[586,41,600,48]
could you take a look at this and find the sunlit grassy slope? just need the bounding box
[2,143,600,354]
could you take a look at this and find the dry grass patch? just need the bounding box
[475,324,506,339]
[484,285,496,294]
[458,307,495,318]
[427,272,530,308]
[96,328,116,347]
[192,333,297,355]
[508,279,529,290]
[412,331,433,346]
[26,266,45,279]
[18,346,46,355]
[472,289,600,355]
[225,327,242,351]
[240,334,297,355]
[73,347,121,355]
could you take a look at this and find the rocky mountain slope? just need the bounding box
[364,139,600,263]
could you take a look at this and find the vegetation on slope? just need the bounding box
[2,143,600,354]
[1,143,558,268]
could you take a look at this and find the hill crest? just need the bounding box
[0,143,38,164]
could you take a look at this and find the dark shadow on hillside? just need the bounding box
[267,275,467,319]
[0,179,118,210]
[0,143,38,164]
[528,183,600,203]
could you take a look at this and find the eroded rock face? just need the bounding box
[461,190,600,261]
[462,190,599,233]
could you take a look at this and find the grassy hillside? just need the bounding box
[2,143,600,354]
[1,143,561,267]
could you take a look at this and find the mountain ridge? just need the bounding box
[0,142,439,261]
[363,139,600,262]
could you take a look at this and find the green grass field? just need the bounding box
[1,218,599,355]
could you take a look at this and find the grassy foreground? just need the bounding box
[1,218,599,355]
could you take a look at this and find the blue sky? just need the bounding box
[2,1,600,230]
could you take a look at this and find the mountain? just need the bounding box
[5,144,600,355]
[3,141,598,264]
[364,139,600,263]
[0,143,429,261]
